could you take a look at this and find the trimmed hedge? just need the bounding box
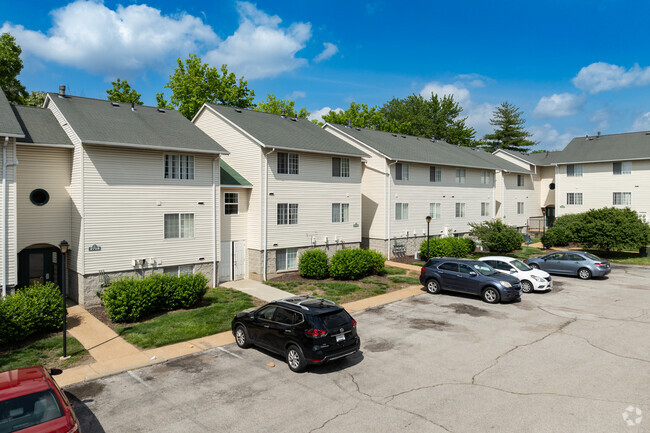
[418,237,470,260]
[298,249,329,279]
[329,248,386,280]
[469,219,524,253]
[0,282,64,345]
[102,273,208,323]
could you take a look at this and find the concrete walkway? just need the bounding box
[220,278,294,302]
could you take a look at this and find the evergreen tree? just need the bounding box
[482,101,537,152]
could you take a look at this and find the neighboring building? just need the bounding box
[322,124,531,258]
[194,105,367,281]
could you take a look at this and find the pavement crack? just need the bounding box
[346,372,373,400]
[308,401,360,433]
[562,332,650,363]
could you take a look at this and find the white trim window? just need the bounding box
[455,203,466,218]
[332,157,350,177]
[430,166,442,182]
[332,203,350,223]
[395,163,409,180]
[224,192,239,215]
[278,152,299,174]
[517,174,525,187]
[277,203,299,225]
[395,203,409,220]
[276,248,298,271]
[164,213,194,239]
[164,265,194,276]
[613,192,632,206]
[455,168,466,184]
[567,192,583,205]
[517,202,524,214]
[567,164,583,177]
[429,202,441,219]
[481,170,491,185]
[481,202,490,217]
[164,154,194,180]
[613,161,632,175]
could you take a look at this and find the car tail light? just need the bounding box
[67,424,79,433]
[305,328,328,336]
[351,319,357,327]
[594,262,606,266]
[420,267,425,274]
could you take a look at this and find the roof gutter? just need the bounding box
[263,148,276,281]
[83,140,229,155]
[2,137,18,297]
[387,160,398,259]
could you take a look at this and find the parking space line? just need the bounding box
[218,347,243,359]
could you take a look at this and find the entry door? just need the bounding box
[545,206,556,227]
[219,241,232,283]
[233,240,247,280]
[18,247,59,288]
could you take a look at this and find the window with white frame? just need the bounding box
[164,265,194,276]
[517,174,525,187]
[430,166,442,182]
[224,192,239,215]
[395,163,409,180]
[567,192,583,205]
[277,152,299,174]
[455,203,466,218]
[613,192,632,205]
[276,248,298,271]
[567,164,583,177]
[517,202,524,214]
[395,203,409,220]
[481,202,490,217]
[277,203,299,225]
[164,213,194,239]
[455,168,466,184]
[613,161,632,175]
[164,154,194,180]
[332,157,350,177]
[481,170,491,185]
[332,203,350,223]
[429,202,441,219]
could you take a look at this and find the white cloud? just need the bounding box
[455,73,489,88]
[205,2,311,79]
[589,109,610,131]
[314,42,338,62]
[572,62,650,93]
[529,124,577,150]
[533,93,586,118]
[288,91,306,99]
[309,106,342,124]
[420,82,470,105]
[632,112,650,131]
[465,103,495,139]
[1,0,217,77]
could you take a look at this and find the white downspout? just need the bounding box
[386,160,397,259]
[2,137,18,298]
[212,158,218,287]
[263,148,275,281]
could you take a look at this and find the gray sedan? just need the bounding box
[524,251,611,280]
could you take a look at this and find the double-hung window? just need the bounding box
[455,203,466,218]
[517,174,525,187]
[430,166,442,182]
[455,168,466,184]
[164,154,194,180]
[567,192,583,205]
[429,203,441,219]
[613,192,631,206]
[277,203,298,225]
[395,203,409,220]
[164,213,194,239]
[481,202,490,217]
[395,163,409,180]
[332,157,350,177]
[224,192,239,215]
[278,152,299,174]
[332,203,350,223]
[613,161,632,175]
[276,248,298,271]
[567,164,583,177]
[517,202,524,214]
[481,170,491,185]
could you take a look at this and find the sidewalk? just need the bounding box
[221,278,294,301]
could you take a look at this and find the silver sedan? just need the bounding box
[524,251,611,280]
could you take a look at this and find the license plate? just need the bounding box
[336,334,345,343]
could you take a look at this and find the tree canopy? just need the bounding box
[23,91,45,107]
[482,101,537,152]
[0,33,27,104]
[155,92,173,109]
[165,54,255,119]
[256,93,310,118]
[106,78,142,105]
[321,102,390,129]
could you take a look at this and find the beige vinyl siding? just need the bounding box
[0,138,18,286]
[82,145,216,274]
[492,151,532,170]
[501,172,538,227]
[537,166,556,208]
[194,109,263,250]
[221,188,249,241]
[16,146,72,252]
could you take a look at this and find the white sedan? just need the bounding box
[479,256,552,293]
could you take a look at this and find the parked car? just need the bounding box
[479,256,552,293]
[0,366,81,433]
[231,295,360,372]
[524,251,611,280]
[419,258,522,303]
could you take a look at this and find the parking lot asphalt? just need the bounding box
[65,266,650,433]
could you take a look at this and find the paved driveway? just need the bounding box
[66,267,650,432]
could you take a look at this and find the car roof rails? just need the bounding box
[277,295,337,310]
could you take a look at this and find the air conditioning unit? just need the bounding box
[414,251,421,260]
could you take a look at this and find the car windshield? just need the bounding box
[473,262,498,276]
[584,252,601,261]
[0,389,64,432]
[510,259,531,271]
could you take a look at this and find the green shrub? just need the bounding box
[541,226,570,248]
[298,249,329,279]
[367,250,387,275]
[102,273,208,322]
[418,237,470,260]
[0,282,64,345]
[574,207,650,251]
[461,237,476,253]
[329,248,386,280]
[469,219,524,253]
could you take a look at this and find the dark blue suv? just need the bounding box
[419,258,522,303]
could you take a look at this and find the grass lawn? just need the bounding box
[0,334,89,371]
[117,287,257,349]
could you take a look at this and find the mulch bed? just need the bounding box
[268,270,417,285]
[385,255,418,264]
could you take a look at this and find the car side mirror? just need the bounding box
[50,368,63,376]
[249,312,255,319]
[469,271,477,277]
[510,269,516,273]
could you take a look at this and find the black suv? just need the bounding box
[231,295,360,372]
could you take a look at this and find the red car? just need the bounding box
[0,366,80,433]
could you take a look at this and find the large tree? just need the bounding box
[482,101,536,152]
[256,93,310,118]
[0,33,28,104]
[24,91,45,107]
[320,102,396,130]
[106,78,142,104]
[165,54,255,119]
[155,92,173,109]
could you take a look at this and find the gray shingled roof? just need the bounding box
[0,89,24,138]
[11,105,72,146]
[327,125,531,173]
[206,104,367,157]
[554,132,650,164]
[47,94,227,154]
[496,149,565,166]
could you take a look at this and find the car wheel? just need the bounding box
[286,345,307,373]
[529,263,540,270]
[578,268,592,280]
[482,287,500,304]
[521,280,534,293]
[425,279,442,294]
[234,325,252,349]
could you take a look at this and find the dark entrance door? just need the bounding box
[545,206,556,227]
[18,247,60,289]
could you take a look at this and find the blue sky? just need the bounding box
[3,0,650,150]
